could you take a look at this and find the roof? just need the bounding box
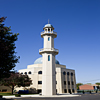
[79,84,94,90]
[44,24,53,28]
[34,57,60,64]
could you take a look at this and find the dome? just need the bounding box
[34,57,42,64]
[34,57,60,64]
[44,24,53,28]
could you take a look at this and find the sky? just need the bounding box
[0,0,100,84]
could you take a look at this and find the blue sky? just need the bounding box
[0,0,100,84]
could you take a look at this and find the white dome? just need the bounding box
[34,57,60,64]
[44,24,53,28]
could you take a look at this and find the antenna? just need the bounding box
[48,19,49,24]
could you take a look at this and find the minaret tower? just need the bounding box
[39,23,59,95]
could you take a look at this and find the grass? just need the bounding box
[0,92,38,96]
[0,92,14,96]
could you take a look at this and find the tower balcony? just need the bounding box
[41,31,57,38]
[39,48,59,55]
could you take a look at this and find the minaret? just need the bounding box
[39,23,58,95]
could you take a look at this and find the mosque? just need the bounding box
[18,23,77,95]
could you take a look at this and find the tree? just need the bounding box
[86,83,92,85]
[76,83,83,90]
[95,83,100,86]
[0,73,32,94]
[0,17,19,80]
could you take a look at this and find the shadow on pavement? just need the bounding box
[0,98,13,100]
[57,93,72,95]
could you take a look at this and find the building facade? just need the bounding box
[79,84,99,91]
[18,23,77,94]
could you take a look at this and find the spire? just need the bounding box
[48,19,49,24]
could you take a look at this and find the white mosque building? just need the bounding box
[18,23,77,95]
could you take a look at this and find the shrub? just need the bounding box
[83,91,85,94]
[0,95,2,98]
[15,94,21,97]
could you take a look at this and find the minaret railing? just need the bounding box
[41,31,57,35]
[39,48,59,52]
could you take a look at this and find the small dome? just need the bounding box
[44,24,53,28]
[34,57,42,64]
[34,57,60,64]
[55,60,60,64]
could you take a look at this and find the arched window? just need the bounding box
[72,89,74,93]
[64,89,67,93]
[68,81,70,85]
[45,29,47,32]
[21,72,23,74]
[71,72,73,76]
[63,71,66,75]
[24,72,27,74]
[67,72,69,75]
[72,81,74,85]
[28,71,31,74]
[38,71,42,74]
[48,28,50,32]
[64,81,66,85]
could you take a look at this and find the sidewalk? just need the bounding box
[3,94,81,98]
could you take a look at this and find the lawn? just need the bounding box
[0,92,14,96]
[0,92,38,96]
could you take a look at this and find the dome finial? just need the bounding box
[48,19,49,24]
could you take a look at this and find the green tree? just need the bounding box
[0,73,32,94]
[0,17,19,80]
[76,83,83,90]
[86,83,92,85]
[95,83,100,86]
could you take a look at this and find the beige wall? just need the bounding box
[17,64,77,94]
[0,86,11,92]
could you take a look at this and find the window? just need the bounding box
[55,71,57,74]
[21,72,23,74]
[63,71,66,75]
[37,89,42,94]
[72,89,74,93]
[56,81,57,84]
[48,28,50,31]
[67,72,69,75]
[38,81,42,84]
[64,89,67,93]
[71,73,73,76]
[24,72,27,74]
[48,37,50,41]
[45,29,47,32]
[48,55,50,61]
[56,89,57,93]
[28,71,31,74]
[38,71,42,74]
[64,81,66,85]
[2,89,7,92]
[68,89,71,94]
[72,81,74,85]
[68,81,70,85]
